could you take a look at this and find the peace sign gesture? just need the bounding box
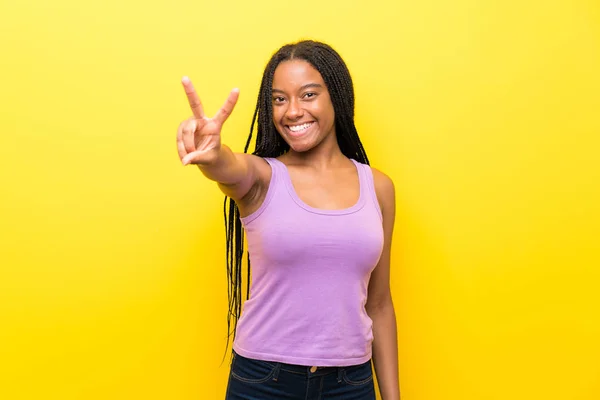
[177,76,240,166]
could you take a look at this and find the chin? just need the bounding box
[288,143,314,153]
[279,135,311,153]
[283,136,321,153]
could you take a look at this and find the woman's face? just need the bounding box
[271,60,336,153]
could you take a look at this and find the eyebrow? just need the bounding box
[272,83,323,94]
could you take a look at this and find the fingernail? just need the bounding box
[182,76,190,84]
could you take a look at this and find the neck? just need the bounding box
[282,134,348,169]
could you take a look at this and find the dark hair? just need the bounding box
[221,40,370,363]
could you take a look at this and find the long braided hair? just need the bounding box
[222,40,370,363]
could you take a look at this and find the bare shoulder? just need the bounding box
[370,167,396,210]
[234,153,273,216]
[244,153,272,181]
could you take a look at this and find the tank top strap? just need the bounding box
[262,156,288,198]
[263,157,281,182]
[352,159,383,221]
[263,157,293,195]
[240,157,283,225]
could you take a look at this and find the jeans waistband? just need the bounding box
[233,350,349,378]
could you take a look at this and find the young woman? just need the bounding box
[177,40,400,400]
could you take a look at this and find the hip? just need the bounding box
[225,350,376,400]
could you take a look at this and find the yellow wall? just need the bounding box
[1,0,599,399]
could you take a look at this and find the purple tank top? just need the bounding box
[232,157,384,367]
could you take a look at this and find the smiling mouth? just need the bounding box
[286,122,314,136]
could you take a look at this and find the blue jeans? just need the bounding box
[225,350,376,399]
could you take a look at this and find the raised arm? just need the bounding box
[176,77,266,202]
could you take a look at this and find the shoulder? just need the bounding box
[244,154,272,178]
[370,167,395,194]
[370,167,395,201]
[233,154,273,215]
[369,166,395,215]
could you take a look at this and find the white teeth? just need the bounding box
[288,122,312,133]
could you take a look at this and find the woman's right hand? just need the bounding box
[177,76,240,166]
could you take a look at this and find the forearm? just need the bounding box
[368,300,401,400]
[196,144,248,186]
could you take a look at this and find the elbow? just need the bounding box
[365,293,394,315]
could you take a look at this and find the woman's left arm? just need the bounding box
[366,168,401,400]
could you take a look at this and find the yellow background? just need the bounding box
[1,0,599,399]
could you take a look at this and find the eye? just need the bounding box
[272,96,286,104]
[303,92,317,99]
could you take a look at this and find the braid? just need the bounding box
[220,40,369,365]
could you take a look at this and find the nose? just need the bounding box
[285,97,304,120]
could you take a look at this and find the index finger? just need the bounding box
[181,76,205,119]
